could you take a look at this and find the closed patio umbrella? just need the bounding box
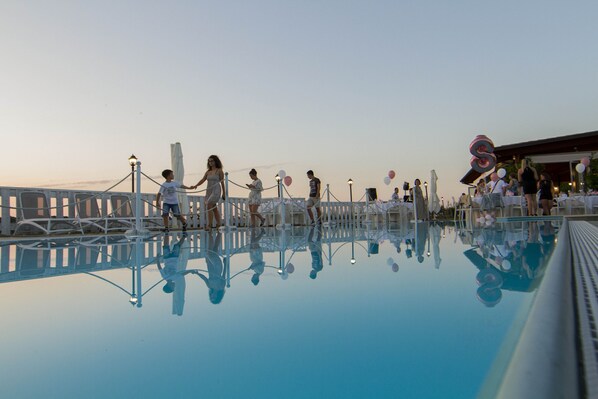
[428,170,441,214]
[170,142,190,226]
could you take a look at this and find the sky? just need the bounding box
[2,1,598,202]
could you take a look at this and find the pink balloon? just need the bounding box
[581,157,590,167]
[284,176,292,186]
[388,170,396,179]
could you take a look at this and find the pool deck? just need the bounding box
[494,216,598,399]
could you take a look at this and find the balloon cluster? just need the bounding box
[384,170,396,185]
[278,170,293,186]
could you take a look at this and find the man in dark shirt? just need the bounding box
[306,170,322,225]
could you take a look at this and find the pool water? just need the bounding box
[0,221,559,398]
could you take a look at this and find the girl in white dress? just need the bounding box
[246,169,266,227]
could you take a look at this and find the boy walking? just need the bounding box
[156,169,190,232]
[306,170,322,225]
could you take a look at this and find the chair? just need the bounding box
[110,194,162,230]
[14,191,84,235]
[288,199,307,226]
[556,196,586,215]
[16,245,51,277]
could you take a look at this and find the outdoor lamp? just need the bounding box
[128,154,137,167]
[129,295,138,305]
[128,154,138,193]
[351,258,356,264]
[348,178,353,185]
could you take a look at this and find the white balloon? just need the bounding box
[497,168,506,178]
[575,163,586,173]
[278,169,286,179]
[384,176,391,185]
[386,257,394,266]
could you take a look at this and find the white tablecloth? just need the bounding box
[556,195,598,214]
[472,195,523,207]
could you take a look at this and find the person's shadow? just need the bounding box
[193,232,226,304]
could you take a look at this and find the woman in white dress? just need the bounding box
[246,168,266,227]
[193,155,225,230]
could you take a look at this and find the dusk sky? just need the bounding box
[2,1,597,202]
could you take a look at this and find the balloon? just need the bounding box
[575,163,586,173]
[286,263,295,274]
[581,157,590,167]
[383,176,391,185]
[388,170,396,179]
[386,257,394,266]
[469,135,496,173]
[278,169,286,179]
[391,263,399,272]
[284,176,292,186]
[497,168,506,178]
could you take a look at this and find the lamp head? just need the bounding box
[128,154,138,166]
[348,178,353,185]
[275,174,281,182]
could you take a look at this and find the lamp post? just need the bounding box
[275,174,281,198]
[348,178,353,223]
[128,154,137,193]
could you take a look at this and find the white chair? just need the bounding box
[14,191,84,235]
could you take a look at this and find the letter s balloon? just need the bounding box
[469,135,496,173]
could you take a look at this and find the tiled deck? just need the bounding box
[570,221,598,398]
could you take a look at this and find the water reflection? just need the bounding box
[463,221,558,307]
[0,221,559,311]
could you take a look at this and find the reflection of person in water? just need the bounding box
[308,226,323,279]
[248,229,265,286]
[194,232,226,304]
[157,234,194,315]
[415,222,429,263]
[522,223,543,280]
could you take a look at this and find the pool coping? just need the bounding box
[492,218,583,398]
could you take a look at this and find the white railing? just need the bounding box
[0,185,381,236]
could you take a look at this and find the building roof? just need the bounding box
[460,130,598,184]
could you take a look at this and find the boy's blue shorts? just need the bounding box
[162,203,181,216]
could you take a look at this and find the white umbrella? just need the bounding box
[170,142,190,226]
[172,237,191,316]
[431,224,442,269]
[428,170,441,214]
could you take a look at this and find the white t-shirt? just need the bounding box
[488,179,507,196]
[159,181,181,204]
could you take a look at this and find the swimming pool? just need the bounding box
[0,221,559,398]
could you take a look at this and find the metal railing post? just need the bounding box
[224,172,230,230]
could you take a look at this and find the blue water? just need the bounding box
[0,221,559,398]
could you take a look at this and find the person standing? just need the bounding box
[518,158,539,216]
[156,169,190,232]
[246,168,266,227]
[193,155,226,230]
[306,170,322,225]
[413,179,428,221]
[391,187,400,201]
[538,172,554,216]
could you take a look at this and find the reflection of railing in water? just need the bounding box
[0,225,419,284]
[0,221,566,322]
